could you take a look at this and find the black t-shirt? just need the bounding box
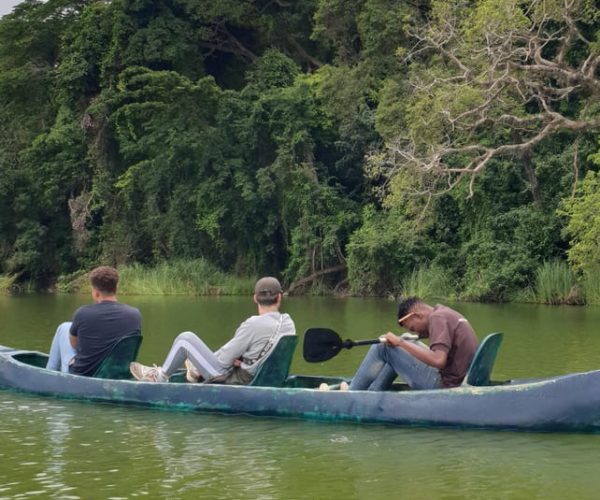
[69,301,142,376]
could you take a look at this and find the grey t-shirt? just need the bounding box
[215,312,296,375]
[69,301,142,376]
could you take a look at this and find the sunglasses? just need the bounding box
[397,311,416,328]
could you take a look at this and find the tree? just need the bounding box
[0,0,89,282]
[377,0,600,200]
[560,170,600,274]
[88,67,224,264]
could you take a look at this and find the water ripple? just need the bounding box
[2,385,600,498]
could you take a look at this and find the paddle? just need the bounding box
[302,328,381,363]
[303,328,421,363]
[303,328,384,363]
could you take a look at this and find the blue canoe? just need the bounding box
[1,333,600,432]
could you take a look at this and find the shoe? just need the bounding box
[318,383,330,391]
[184,359,201,383]
[339,381,349,391]
[129,362,168,382]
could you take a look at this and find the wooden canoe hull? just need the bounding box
[1,346,600,432]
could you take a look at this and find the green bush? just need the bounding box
[560,171,600,275]
[460,237,534,302]
[0,274,17,293]
[347,206,430,295]
[55,270,89,293]
[400,264,453,300]
[459,206,562,302]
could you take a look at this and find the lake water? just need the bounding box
[1,294,600,499]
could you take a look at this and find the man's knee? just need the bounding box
[370,343,387,357]
[383,344,412,365]
[55,322,72,339]
[174,331,199,344]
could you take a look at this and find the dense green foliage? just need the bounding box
[0,0,599,302]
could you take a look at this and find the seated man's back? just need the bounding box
[46,266,141,376]
[69,301,141,376]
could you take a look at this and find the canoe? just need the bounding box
[2,343,600,432]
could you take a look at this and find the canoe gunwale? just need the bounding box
[2,346,600,432]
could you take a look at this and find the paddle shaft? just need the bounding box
[341,339,382,349]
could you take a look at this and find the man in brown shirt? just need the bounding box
[349,297,478,390]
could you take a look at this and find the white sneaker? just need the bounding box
[129,362,168,382]
[184,359,201,383]
[319,382,349,391]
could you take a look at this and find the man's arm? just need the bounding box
[69,313,80,349]
[215,322,252,369]
[382,333,448,369]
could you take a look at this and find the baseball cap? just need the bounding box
[254,277,283,298]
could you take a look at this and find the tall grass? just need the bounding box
[531,260,581,305]
[55,259,256,296]
[582,268,600,306]
[400,265,452,300]
[116,260,256,296]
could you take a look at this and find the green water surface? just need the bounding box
[1,294,599,499]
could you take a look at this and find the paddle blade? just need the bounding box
[303,328,343,363]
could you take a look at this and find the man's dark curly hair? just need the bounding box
[397,296,423,320]
[89,266,119,295]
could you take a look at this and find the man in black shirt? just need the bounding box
[46,266,141,376]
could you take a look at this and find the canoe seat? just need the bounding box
[248,335,297,388]
[462,332,503,387]
[93,335,143,380]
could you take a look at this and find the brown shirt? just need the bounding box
[428,305,478,387]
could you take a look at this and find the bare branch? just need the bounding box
[221,24,258,62]
[378,0,600,199]
[286,35,323,69]
[198,21,258,62]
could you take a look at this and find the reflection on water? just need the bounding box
[2,295,600,498]
[2,394,600,499]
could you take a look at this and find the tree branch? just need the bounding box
[286,264,347,295]
[286,35,323,70]
[379,0,600,198]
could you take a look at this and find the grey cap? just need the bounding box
[254,277,283,298]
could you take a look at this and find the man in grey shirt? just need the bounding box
[130,277,295,384]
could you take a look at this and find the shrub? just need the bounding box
[400,264,453,300]
[0,274,17,293]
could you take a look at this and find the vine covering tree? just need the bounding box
[377,0,600,200]
[0,0,598,301]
